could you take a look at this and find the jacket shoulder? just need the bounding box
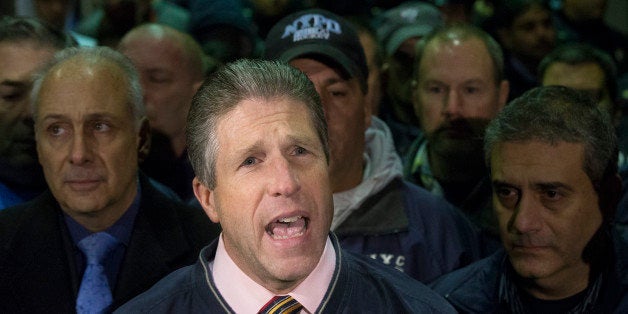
[429,250,505,311]
[0,192,56,246]
[114,264,200,313]
[340,250,457,313]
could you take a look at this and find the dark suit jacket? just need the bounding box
[0,174,221,313]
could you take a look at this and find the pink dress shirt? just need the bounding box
[211,234,336,313]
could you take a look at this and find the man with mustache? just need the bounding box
[0,46,220,313]
[431,86,628,312]
[405,24,509,246]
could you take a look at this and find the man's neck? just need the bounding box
[520,263,591,300]
[331,156,365,193]
[63,183,138,232]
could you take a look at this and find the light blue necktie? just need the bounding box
[76,232,119,314]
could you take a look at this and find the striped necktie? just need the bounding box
[258,295,303,314]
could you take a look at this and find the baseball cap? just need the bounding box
[375,1,444,56]
[264,8,368,91]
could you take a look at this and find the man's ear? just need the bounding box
[137,117,151,163]
[193,79,203,93]
[193,177,220,223]
[498,80,510,111]
[363,91,372,129]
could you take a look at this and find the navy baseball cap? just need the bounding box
[264,9,368,91]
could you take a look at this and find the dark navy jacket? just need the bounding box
[430,249,628,313]
[115,233,457,313]
[336,178,484,283]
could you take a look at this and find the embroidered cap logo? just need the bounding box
[281,14,342,42]
[400,8,419,23]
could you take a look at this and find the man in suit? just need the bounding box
[0,46,220,313]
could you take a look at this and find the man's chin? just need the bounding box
[264,257,319,292]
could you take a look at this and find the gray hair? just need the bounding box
[31,46,145,129]
[484,85,617,187]
[187,59,329,189]
[0,15,76,49]
[414,23,505,85]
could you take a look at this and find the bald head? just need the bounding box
[32,47,145,126]
[118,23,206,156]
[119,23,205,80]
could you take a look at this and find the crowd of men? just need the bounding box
[1,0,627,312]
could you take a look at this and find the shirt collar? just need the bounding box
[411,140,444,196]
[212,234,336,313]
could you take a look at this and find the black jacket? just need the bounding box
[0,173,221,313]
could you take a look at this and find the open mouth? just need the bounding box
[265,216,308,240]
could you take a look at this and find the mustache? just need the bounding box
[63,170,104,182]
[430,118,489,139]
[509,234,554,247]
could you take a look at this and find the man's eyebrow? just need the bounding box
[232,140,263,158]
[0,80,30,88]
[40,112,117,121]
[421,79,444,84]
[230,134,319,157]
[534,182,574,192]
[462,78,488,85]
[492,179,516,189]
[492,179,574,192]
[286,134,318,147]
[323,76,347,86]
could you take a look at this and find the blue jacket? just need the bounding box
[115,233,457,313]
[335,178,485,283]
[0,181,25,210]
[430,248,628,313]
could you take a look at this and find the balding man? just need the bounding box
[405,24,509,248]
[0,46,219,313]
[118,24,206,202]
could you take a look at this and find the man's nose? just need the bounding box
[268,157,301,197]
[508,194,543,234]
[69,131,93,165]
